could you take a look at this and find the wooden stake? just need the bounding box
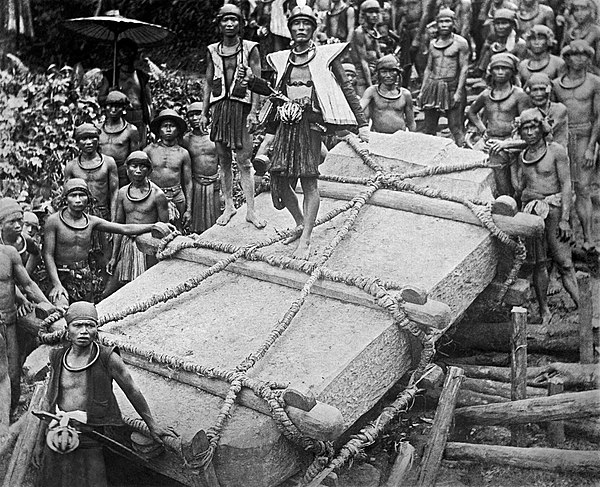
[576,272,594,364]
[2,381,46,487]
[546,377,565,446]
[445,442,600,474]
[416,366,464,487]
[455,389,600,425]
[384,442,415,487]
[510,306,527,447]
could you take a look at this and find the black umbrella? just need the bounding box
[63,10,175,85]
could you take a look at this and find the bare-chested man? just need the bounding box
[553,40,600,254]
[350,0,383,96]
[201,4,265,229]
[64,123,119,272]
[182,102,222,234]
[98,90,140,188]
[526,73,569,148]
[420,8,469,146]
[43,179,165,307]
[436,0,472,41]
[518,26,566,84]
[36,301,176,487]
[98,38,153,146]
[0,199,54,434]
[144,109,193,229]
[477,8,527,74]
[511,108,579,324]
[104,152,169,297]
[516,0,555,35]
[562,0,600,73]
[361,54,416,133]
[468,53,529,195]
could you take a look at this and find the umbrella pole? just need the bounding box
[112,37,118,86]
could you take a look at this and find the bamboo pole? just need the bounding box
[510,306,527,447]
[416,366,464,487]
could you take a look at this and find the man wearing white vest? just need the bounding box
[201,4,266,229]
[246,0,369,260]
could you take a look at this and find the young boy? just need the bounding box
[104,152,169,297]
[182,102,222,234]
[144,109,193,229]
[361,54,416,133]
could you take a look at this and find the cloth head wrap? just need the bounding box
[376,54,401,72]
[187,102,204,114]
[0,198,23,222]
[105,91,129,106]
[216,3,244,22]
[515,107,552,136]
[493,8,516,22]
[526,25,555,45]
[65,301,98,325]
[489,52,518,71]
[74,123,100,140]
[360,0,381,12]
[126,150,153,171]
[561,39,595,58]
[525,72,552,92]
[437,8,455,20]
[342,63,357,74]
[63,178,89,197]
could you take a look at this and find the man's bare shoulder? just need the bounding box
[103,154,118,169]
[453,34,469,49]
[0,244,19,262]
[400,87,413,99]
[149,182,167,199]
[551,101,568,118]
[589,73,600,90]
[126,123,140,137]
[362,85,377,99]
[548,141,568,158]
[45,212,61,228]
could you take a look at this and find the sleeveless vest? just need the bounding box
[326,6,349,41]
[267,43,357,126]
[208,40,258,106]
[48,344,124,427]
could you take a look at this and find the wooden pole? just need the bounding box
[416,366,464,487]
[546,377,565,446]
[2,381,46,487]
[510,306,527,447]
[455,389,600,425]
[384,442,415,487]
[576,272,594,364]
[445,364,546,385]
[0,414,27,458]
[445,442,600,474]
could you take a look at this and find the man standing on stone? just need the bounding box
[246,1,369,259]
[98,91,140,188]
[201,4,265,229]
[182,102,222,234]
[511,109,579,324]
[0,198,55,435]
[350,0,383,96]
[467,53,529,195]
[98,38,153,146]
[144,109,193,229]
[420,9,469,147]
[553,40,600,254]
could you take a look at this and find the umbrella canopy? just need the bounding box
[63,13,174,48]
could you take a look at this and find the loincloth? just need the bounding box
[270,113,321,210]
[191,174,222,234]
[160,184,185,223]
[522,193,562,265]
[115,235,147,283]
[210,99,251,150]
[57,260,95,303]
[420,77,459,111]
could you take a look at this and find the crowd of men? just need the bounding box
[0,0,599,484]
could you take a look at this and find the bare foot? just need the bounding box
[217,207,237,226]
[292,240,311,260]
[246,212,267,229]
[283,226,302,245]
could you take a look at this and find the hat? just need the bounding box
[525,72,552,90]
[561,39,595,58]
[288,0,318,28]
[376,54,401,72]
[23,211,39,229]
[73,123,100,140]
[125,150,153,171]
[105,90,130,106]
[0,198,23,222]
[342,63,357,74]
[216,3,244,22]
[525,24,555,45]
[187,102,204,114]
[515,107,552,137]
[489,52,519,71]
[493,8,516,22]
[65,301,98,325]
[360,0,381,12]
[436,8,455,20]
[63,178,90,197]
[149,109,187,136]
